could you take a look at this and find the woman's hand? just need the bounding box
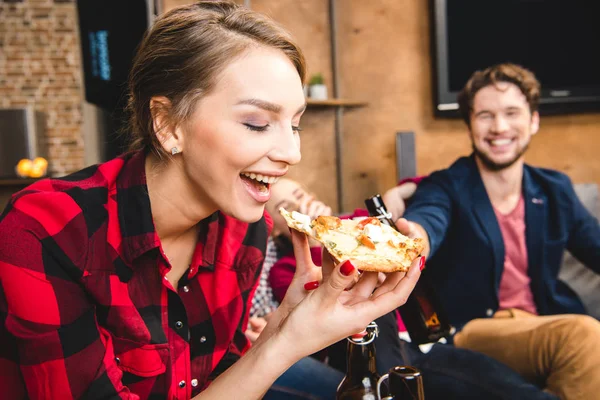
[245,316,268,344]
[274,229,422,360]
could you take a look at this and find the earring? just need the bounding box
[170,147,180,155]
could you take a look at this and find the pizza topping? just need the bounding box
[315,215,342,229]
[357,234,376,250]
[291,211,313,232]
[363,223,383,243]
[357,217,381,228]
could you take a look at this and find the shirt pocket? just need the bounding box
[112,335,169,382]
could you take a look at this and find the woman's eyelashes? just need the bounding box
[244,123,269,132]
[243,122,303,133]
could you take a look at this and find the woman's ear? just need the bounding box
[150,96,184,155]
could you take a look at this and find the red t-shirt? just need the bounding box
[493,195,538,315]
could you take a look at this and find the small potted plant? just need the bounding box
[308,73,328,100]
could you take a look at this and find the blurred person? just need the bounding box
[265,178,558,400]
[0,2,423,399]
[398,63,600,400]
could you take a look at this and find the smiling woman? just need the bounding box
[0,2,421,399]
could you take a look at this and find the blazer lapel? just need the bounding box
[469,161,505,288]
[523,167,546,306]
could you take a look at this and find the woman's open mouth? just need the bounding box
[240,172,280,202]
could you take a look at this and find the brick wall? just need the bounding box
[0,0,84,176]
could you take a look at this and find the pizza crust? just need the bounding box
[279,208,424,272]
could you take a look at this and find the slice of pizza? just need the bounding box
[279,208,424,272]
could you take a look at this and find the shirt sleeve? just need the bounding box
[0,209,136,399]
[402,175,453,258]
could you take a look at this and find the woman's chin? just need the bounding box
[226,204,266,223]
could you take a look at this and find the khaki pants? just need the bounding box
[454,309,600,400]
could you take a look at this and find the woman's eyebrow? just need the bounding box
[236,98,282,113]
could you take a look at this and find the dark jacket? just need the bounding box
[404,155,600,327]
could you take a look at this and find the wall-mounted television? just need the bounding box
[430,0,600,118]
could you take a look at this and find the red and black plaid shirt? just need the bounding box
[0,150,271,399]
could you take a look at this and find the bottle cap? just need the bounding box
[351,330,367,339]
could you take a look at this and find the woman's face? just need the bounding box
[179,46,306,223]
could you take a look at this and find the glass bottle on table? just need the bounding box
[336,321,380,400]
[364,194,453,345]
[377,366,425,400]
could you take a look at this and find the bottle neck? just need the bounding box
[365,196,397,230]
[345,340,378,381]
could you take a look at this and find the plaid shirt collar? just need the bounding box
[115,150,218,274]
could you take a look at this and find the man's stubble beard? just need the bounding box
[471,141,530,172]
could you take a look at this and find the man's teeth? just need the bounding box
[241,172,279,184]
[490,138,512,146]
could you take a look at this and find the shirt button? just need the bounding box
[486,308,494,317]
[183,286,190,293]
[191,379,198,387]
[179,380,186,388]
[175,321,184,329]
[200,336,207,343]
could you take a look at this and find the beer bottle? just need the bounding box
[364,194,452,345]
[336,321,380,400]
[377,366,425,400]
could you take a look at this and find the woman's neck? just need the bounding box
[145,152,216,241]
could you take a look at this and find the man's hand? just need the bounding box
[382,182,418,221]
[396,218,431,258]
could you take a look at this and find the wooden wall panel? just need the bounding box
[162,0,600,212]
[337,0,600,210]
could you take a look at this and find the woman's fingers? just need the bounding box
[370,270,406,299]
[368,261,420,314]
[312,260,358,307]
[320,248,336,286]
[290,228,313,275]
[347,271,379,300]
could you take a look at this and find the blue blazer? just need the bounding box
[404,155,600,327]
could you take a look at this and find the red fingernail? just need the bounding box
[340,260,355,276]
[304,281,319,290]
[419,256,426,271]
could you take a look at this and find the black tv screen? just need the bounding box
[77,0,151,112]
[431,0,600,117]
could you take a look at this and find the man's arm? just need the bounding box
[395,176,454,259]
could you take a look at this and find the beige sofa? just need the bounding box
[559,183,600,319]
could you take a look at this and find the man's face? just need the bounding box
[469,82,539,171]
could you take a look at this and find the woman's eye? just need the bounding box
[244,123,269,132]
[292,126,303,133]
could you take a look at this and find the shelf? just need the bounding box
[0,178,41,187]
[306,98,367,108]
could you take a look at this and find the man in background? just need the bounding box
[398,63,600,400]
